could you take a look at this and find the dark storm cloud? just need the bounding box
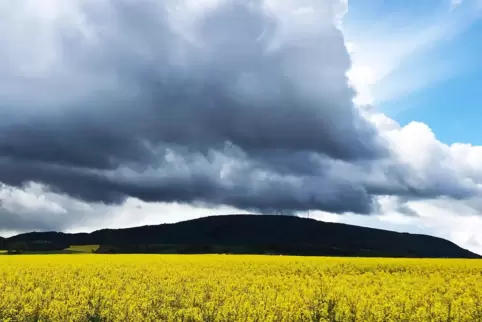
[0,147,375,215]
[0,0,438,218]
[362,160,479,202]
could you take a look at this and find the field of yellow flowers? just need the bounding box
[1,255,482,321]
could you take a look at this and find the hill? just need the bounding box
[4,214,480,258]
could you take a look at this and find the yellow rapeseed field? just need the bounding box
[0,255,482,322]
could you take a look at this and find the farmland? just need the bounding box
[1,255,482,321]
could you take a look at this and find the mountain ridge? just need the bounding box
[2,214,480,258]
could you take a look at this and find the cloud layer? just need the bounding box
[1,0,389,215]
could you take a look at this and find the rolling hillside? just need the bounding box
[4,215,479,258]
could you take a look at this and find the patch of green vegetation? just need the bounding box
[0,245,100,255]
[15,250,79,254]
[65,245,100,253]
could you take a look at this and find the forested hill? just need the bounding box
[3,215,480,258]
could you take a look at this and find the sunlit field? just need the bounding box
[64,245,100,253]
[1,255,482,321]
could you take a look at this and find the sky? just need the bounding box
[344,0,482,143]
[1,0,482,254]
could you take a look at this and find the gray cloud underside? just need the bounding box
[0,0,476,217]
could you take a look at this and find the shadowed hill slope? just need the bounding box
[4,215,480,258]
